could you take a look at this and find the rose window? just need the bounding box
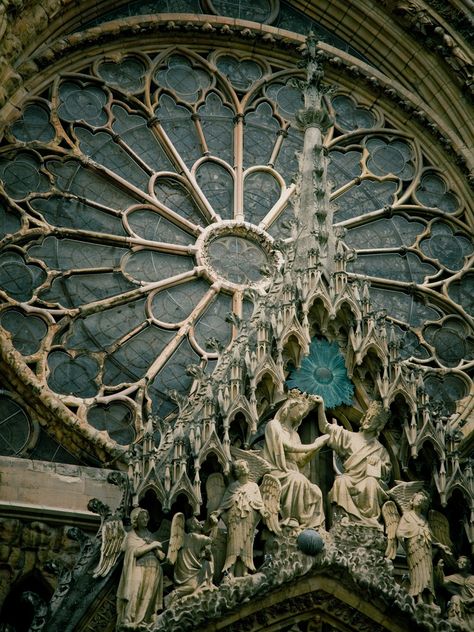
[0,44,472,458]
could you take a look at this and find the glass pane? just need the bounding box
[416,172,458,212]
[29,428,81,465]
[424,318,473,368]
[366,138,414,180]
[216,55,263,91]
[88,403,135,445]
[123,250,195,283]
[0,201,22,237]
[243,102,280,167]
[47,159,137,208]
[349,252,437,283]
[104,325,175,385]
[98,58,147,93]
[155,95,202,167]
[424,373,468,414]
[0,152,49,199]
[0,395,30,456]
[390,325,430,360]
[111,105,175,173]
[334,180,398,222]
[11,104,55,142]
[210,0,273,21]
[328,150,362,189]
[266,82,304,120]
[193,293,233,351]
[149,337,200,417]
[420,222,472,270]
[243,170,281,225]
[207,235,269,284]
[274,127,303,183]
[198,93,234,164]
[67,299,147,351]
[28,237,126,270]
[369,287,441,327]
[155,56,211,103]
[47,350,99,397]
[0,310,47,355]
[448,273,474,316]
[344,215,424,249]
[195,162,234,219]
[58,82,108,125]
[151,279,210,324]
[75,127,149,190]
[40,272,135,308]
[30,196,126,235]
[154,177,206,225]
[267,204,294,239]
[332,95,376,130]
[127,209,194,245]
[0,252,45,301]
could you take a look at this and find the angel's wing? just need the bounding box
[93,516,126,578]
[260,474,281,534]
[428,509,453,556]
[167,512,185,565]
[230,446,272,482]
[206,473,226,515]
[381,500,400,559]
[388,480,425,513]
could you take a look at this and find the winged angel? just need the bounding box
[208,454,281,579]
[93,507,165,631]
[382,482,453,605]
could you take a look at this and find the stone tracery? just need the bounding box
[0,3,472,631]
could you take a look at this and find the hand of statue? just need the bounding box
[208,513,219,526]
[309,394,323,406]
[367,455,378,466]
[437,559,444,569]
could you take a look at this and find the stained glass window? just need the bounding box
[0,45,471,458]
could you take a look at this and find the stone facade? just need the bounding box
[0,2,472,631]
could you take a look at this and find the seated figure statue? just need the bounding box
[316,397,391,528]
[262,389,329,529]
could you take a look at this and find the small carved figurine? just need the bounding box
[438,555,474,630]
[93,507,165,631]
[317,398,391,528]
[167,513,216,601]
[211,459,280,578]
[263,389,329,529]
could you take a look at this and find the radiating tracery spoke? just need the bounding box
[0,45,471,452]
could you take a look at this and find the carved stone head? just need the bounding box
[360,401,389,434]
[130,507,149,528]
[276,389,315,427]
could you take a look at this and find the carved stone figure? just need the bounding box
[383,485,452,605]
[211,459,280,578]
[316,398,391,528]
[93,507,165,631]
[439,556,474,630]
[263,389,329,529]
[167,513,216,601]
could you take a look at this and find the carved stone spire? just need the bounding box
[294,31,335,278]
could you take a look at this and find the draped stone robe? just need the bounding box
[327,425,391,528]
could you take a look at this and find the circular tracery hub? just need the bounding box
[198,222,278,290]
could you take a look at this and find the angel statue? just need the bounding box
[262,389,329,529]
[166,513,216,602]
[316,396,391,528]
[210,459,281,579]
[382,483,453,606]
[93,507,165,630]
[438,555,474,630]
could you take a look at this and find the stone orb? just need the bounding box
[296,529,325,556]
